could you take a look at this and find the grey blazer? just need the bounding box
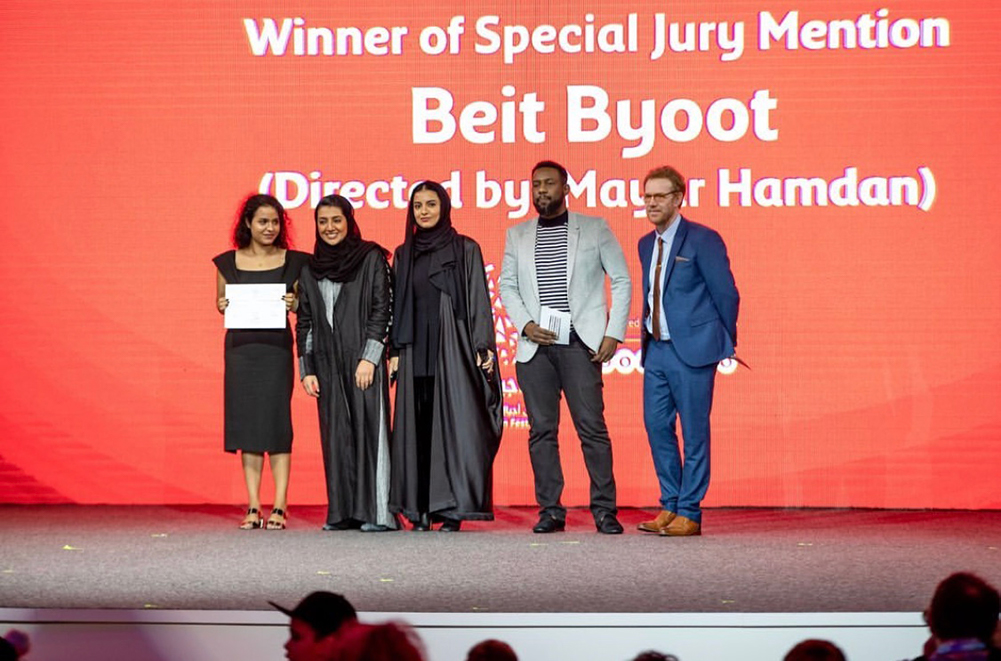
[499,211,632,363]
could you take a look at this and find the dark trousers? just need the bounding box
[516,336,617,522]
[414,376,435,515]
[642,339,716,524]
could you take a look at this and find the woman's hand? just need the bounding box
[476,349,495,375]
[302,375,320,398]
[356,360,375,390]
[283,293,296,311]
[388,356,399,382]
[216,271,228,314]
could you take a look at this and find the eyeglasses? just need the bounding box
[642,191,680,203]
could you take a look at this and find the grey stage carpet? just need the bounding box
[0,506,998,613]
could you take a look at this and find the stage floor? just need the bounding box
[1,505,998,613]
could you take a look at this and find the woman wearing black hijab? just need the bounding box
[296,195,397,532]
[389,181,503,531]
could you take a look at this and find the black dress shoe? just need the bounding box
[532,515,566,533]
[412,513,431,532]
[438,518,462,532]
[596,514,624,535]
[322,519,360,531]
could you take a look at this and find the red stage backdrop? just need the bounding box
[2,1,999,508]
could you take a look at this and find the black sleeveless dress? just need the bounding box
[212,250,309,453]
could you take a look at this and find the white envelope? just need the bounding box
[539,306,571,345]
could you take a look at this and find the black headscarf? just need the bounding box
[310,195,387,282]
[392,181,468,347]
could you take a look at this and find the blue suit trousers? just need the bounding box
[643,339,717,523]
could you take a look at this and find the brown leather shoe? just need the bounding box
[660,515,701,537]
[637,510,676,533]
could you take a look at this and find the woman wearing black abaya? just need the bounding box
[389,181,503,532]
[296,195,397,532]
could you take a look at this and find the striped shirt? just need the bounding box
[535,212,571,314]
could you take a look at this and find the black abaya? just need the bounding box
[390,237,503,522]
[296,250,395,528]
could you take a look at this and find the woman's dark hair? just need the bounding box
[314,194,356,226]
[232,194,291,249]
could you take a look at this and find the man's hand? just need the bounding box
[591,336,620,363]
[524,321,558,346]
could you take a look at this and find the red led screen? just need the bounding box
[1,1,999,508]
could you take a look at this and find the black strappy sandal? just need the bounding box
[239,507,263,530]
[266,508,287,530]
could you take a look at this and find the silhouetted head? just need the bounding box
[927,572,1000,644]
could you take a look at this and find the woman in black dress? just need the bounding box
[213,194,308,530]
[296,195,397,532]
[389,181,503,532]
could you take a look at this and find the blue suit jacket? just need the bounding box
[638,217,739,368]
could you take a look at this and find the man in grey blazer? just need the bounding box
[499,161,632,534]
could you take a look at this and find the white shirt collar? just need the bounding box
[656,213,681,243]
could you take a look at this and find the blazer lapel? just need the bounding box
[662,216,688,287]
[566,212,580,285]
[639,231,653,298]
[638,231,655,318]
[524,218,540,302]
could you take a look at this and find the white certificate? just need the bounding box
[539,306,571,345]
[224,284,287,329]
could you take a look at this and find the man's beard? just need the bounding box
[533,195,563,217]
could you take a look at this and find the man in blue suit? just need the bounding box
[637,166,739,537]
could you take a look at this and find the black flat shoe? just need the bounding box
[322,519,361,531]
[438,518,462,532]
[532,515,566,533]
[412,513,431,532]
